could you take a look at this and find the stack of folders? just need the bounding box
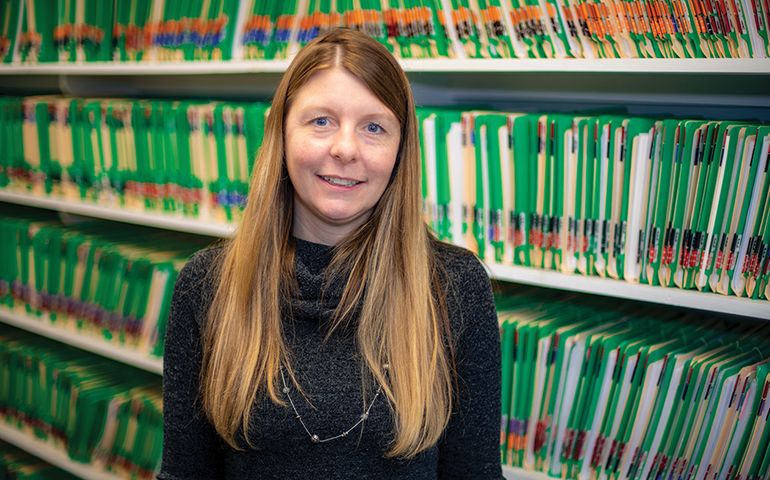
[1,0,767,63]
[0,440,77,479]
[417,110,770,300]
[0,96,268,223]
[242,0,456,60]
[0,327,162,478]
[2,96,768,300]
[0,0,242,63]
[0,207,211,358]
[497,289,770,479]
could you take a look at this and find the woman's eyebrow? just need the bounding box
[295,104,398,125]
[360,111,399,126]
[296,106,335,117]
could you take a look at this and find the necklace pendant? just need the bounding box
[311,434,320,444]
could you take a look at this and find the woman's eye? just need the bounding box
[366,122,383,134]
[312,117,329,127]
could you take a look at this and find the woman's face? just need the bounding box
[284,67,401,245]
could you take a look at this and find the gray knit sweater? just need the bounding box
[159,238,502,479]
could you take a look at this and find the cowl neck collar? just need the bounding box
[291,237,350,326]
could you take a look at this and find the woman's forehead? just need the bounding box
[288,68,399,121]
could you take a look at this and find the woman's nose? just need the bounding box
[329,125,357,162]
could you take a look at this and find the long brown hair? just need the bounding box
[201,28,453,459]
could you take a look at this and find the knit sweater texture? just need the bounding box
[159,238,502,479]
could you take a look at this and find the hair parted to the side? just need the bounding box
[201,28,454,459]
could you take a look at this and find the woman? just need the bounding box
[160,28,501,479]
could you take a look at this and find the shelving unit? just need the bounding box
[2,35,769,480]
[2,189,766,320]
[0,308,163,374]
[0,423,123,480]
[0,190,770,322]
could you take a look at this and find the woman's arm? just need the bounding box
[158,250,225,479]
[438,251,503,480]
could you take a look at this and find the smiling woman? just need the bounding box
[285,67,401,245]
[160,28,502,480]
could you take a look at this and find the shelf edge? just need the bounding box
[0,424,125,480]
[0,58,769,75]
[0,190,234,237]
[487,264,770,319]
[502,465,556,480]
[0,427,548,480]
[0,308,163,375]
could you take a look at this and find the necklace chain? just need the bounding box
[279,364,387,444]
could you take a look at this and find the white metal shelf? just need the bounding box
[0,426,547,480]
[503,465,556,480]
[410,58,770,74]
[0,308,163,375]
[0,423,125,480]
[0,58,768,75]
[2,58,766,116]
[488,263,770,319]
[3,189,768,319]
[0,427,551,480]
[0,59,289,75]
[0,190,233,237]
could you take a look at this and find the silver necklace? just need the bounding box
[279,363,388,444]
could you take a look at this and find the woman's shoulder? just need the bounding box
[429,239,493,315]
[429,239,498,350]
[173,245,225,318]
[430,239,489,284]
[180,245,224,280]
